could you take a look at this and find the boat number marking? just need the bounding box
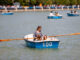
[43,42,52,47]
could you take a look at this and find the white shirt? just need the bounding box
[49,13,54,16]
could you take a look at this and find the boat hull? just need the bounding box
[48,16,62,19]
[67,13,79,16]
[1,13,13,15]
[24,39,60,48]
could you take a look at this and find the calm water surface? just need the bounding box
[0,10,80,60]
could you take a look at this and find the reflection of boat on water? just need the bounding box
[67,13,79,16]
[24,34,60,48]
[48,15,62,19]
[1,12,14,15]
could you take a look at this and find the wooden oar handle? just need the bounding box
[49,33,80,37]
[0,38,34,42]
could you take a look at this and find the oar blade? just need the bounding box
[0,39,24,42]
[0,38,34,42]
[0,39,10,42]
[70,33,80,35]
[49,33,80,37]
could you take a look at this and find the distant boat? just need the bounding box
[48,15,62,19]
[67,13,79,16]
[24,34,60,48]
[1,12,13,15]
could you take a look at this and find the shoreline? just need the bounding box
[0,8,80,12]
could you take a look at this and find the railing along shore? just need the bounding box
[0,5,80,12]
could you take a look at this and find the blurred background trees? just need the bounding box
[0,0,80,6]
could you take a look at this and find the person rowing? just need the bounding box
[70,10,77,14]
[34,26,47,40]
[71,10,73,13]
[55,12,60,16]
[0,11,2,13]
[49,11,54,16]
[74,10,77,14]
[2,10,11,13]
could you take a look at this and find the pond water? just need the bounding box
[0,10,80,60]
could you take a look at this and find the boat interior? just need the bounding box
[24,34,59,42]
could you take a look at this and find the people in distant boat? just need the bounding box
[7,10,12,13]
[7,10,10,12]
[74,10,77,14]
[2,10,11,13]
[55,12,60,16]
[34,26,47,40]
[71,10,73,13]
[49,11,54,16]
[70,10,77,14]
[0,11,2,13]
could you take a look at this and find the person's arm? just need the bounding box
[40,32,43,37]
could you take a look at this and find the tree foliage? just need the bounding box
[77,0,80,5]
[0,0,80,6]
[69,0,77,5]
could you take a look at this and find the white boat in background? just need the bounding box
[1,12,14,15]
[48,12,62,19]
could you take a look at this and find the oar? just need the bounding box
[0,33,80,42]
[0,38,34,42]
[49,33,80,37]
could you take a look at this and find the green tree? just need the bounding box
[70,0,77,5]
[0,0,79,6]
[31,0,36,5]
[53,0,70,5]
[64,0,70,5]
[0,0,13,5]
[53,0,60,5]
[61,0,70,5]
[47,0,53,5]
[77,0,80,5]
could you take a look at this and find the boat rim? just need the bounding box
[24,34,60,42]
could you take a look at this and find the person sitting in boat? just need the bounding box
[0,11,2,13]
[3,11,11,13]
[7,10,11,13]
[74,10,77,14]
[34,26,47,40]
[71,10,73,13]
[55,12,60,16]
[49,11,54,16]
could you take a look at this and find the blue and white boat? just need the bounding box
[48,15,62,19]
[67,13,79,16]
[1,12,13,15]
[24,34,60,48]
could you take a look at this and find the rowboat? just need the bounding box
[1,12,13,15]
[67,13,79,16]
[48,15,62,19]
[24,34,60,48]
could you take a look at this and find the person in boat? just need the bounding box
[55,12,60,16]
[34,26,47,40]
[7,10,10,13]
[49,11,54,16]
[3,10,10,13]
[71,10,73,13]
[74,10,77,14]
[0,11,2,13]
